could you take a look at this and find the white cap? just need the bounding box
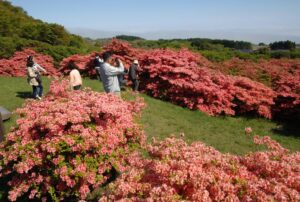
[133,59,139,65]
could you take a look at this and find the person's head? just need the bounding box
[133,59,139,66]
[102,51,112,63]
[26,55,34,67]
[69,60,78,70]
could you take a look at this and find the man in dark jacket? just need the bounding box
[128,60,140,91]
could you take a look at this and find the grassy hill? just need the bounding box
[1,76,299,155]
[0,0,100,65]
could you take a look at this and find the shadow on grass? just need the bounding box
[234,113,300,138]
[16,91,33,99]
[271,120,300,138]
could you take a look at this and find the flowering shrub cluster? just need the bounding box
[59,52,99,77]
[0,80,145,201]
[0,49,59,76]
[272,68,300,120]
[216,58,300,120]
[51,39,299,119]
[99,136,300,202]
[137,48,275,118]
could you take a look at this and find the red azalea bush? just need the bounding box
[99,136,300,202]
[137,48,275,118]
[59,39,144,76]
[0,49,59,77]
[272,68,300,120]
[0,79,145,201]
[215,58,300,87]
[59,40,276,118]
[59,53,98,77]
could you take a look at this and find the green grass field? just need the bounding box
[0,76,299,155]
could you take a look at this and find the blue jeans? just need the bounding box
[32,85,43,98]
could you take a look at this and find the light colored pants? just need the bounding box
[113,91,121,97]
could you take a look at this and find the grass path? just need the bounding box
[1,76,299,155]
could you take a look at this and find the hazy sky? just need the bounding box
[10,0,300,42]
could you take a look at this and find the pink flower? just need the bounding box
[245,127,252,134]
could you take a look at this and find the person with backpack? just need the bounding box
[128,59,140,91]
[98,52,125,96]
[26,56,47,99]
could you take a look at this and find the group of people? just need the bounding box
[94,51,140,96]
[26,51,140,99]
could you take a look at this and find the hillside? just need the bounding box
[0,0,100,64]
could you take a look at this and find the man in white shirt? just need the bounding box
[98,52,124,96]
[69,62,82,90]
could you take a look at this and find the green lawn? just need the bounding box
[1,76,299,155]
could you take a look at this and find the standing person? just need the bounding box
[94,54,103,81]
[98,52,124,96]
[128,59,140,91]
[26,56,41,99]
[115,58,127,89]
[69,61,82,90]
[27,56,47,99]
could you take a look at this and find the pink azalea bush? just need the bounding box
[0,80,145,201]
[59,53,99,77]
[61,39,276,118]
[99,136,300,202]
[0,49,59,76]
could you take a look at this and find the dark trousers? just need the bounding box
[131,79,139,91]
[73,85,81,90]
[32,85,43,98]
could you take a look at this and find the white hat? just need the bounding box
[133,59,139,65]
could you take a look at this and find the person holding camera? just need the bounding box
[98,52,125,96]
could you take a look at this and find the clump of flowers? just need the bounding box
[0,49,59,77]
[0,80,145,201]
[99,136,300,201]
[244,127,252,135]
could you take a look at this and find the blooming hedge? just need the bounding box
[0,49,59,77]
[0,80,145,201]
[60,40,277,119]
[99,136,300,202]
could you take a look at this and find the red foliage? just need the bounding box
[0,49,59,77]
[216,58,300,119]
[137,48,275,118]
[59,53,98,77]
[99,136,300,202]
[59,40,277,118]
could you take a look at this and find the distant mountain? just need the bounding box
[68,27,300,44]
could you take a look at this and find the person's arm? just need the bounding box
[105,62,124,76]
[34,63,47,73]
[70,72,74,87]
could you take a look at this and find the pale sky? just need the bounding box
[10,0,300,43]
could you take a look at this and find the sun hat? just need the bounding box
[133,59,139,65]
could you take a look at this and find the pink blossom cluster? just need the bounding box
[61,40,276,118]
[136,48,275,118]
[272,68,300,120]
[99,136,300,202]
[0,80,145,201]
[59,52,99,77]
[215,58,300,120]
[0,49,59,76]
